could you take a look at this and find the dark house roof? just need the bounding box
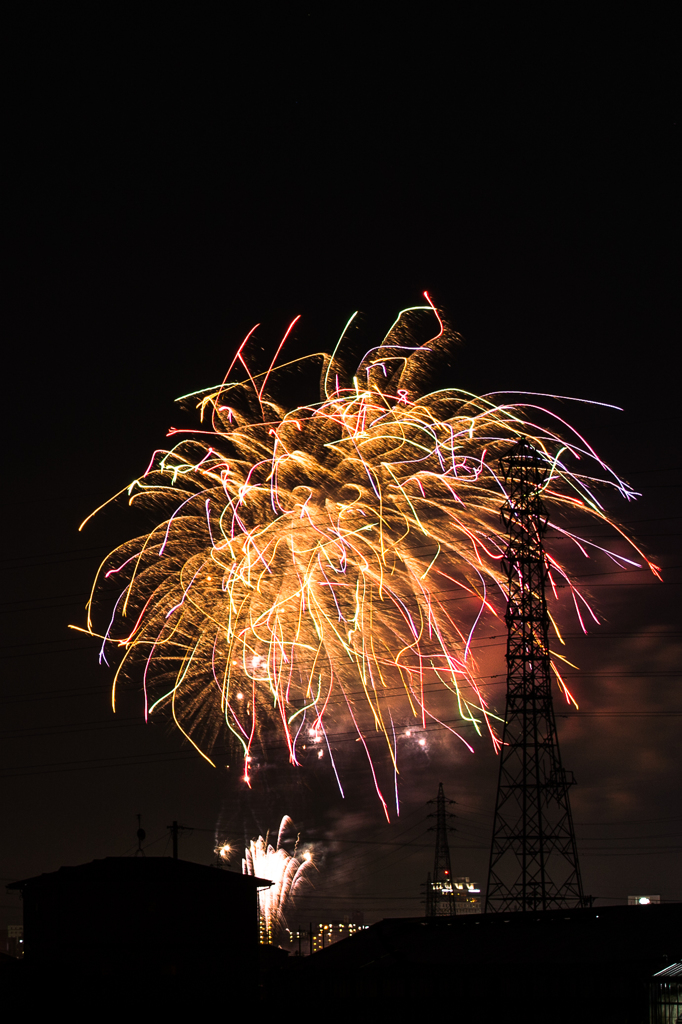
[7,855,270,892]
[7,857,271,971]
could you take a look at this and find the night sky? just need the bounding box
[3,10,679,930]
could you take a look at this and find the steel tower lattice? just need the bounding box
[425,782,456,916]
[485,438,586,912]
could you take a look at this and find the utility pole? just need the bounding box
[425,782,456,916]
[135,814,145,857]
[486,438,585,912]
[167,821,192,860]
[169,821,179,859]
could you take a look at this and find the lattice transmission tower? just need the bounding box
[485,438,586,912]
[425,782,456,916]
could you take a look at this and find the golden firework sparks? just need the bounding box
[76,296,658,816]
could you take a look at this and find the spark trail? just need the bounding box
[78,298,658,813]
[243,815,313,944]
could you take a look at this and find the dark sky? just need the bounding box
[2,10,679,929]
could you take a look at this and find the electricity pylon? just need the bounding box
[425,782,456,916]
[485,438,585,912]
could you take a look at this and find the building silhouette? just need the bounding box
[7,857,270,1006]
[300,902,682,1020]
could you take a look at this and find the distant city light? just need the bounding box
[628,894,660,906]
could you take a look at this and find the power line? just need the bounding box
[0,751,206,780]
[2,625,681,660]
[576,814,682,826]
[2,509,680,570]
[1,560,675,617]
[1,509,679,578]
[0,716,143,739]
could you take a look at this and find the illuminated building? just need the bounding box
[0,925,24,958]
[452,877,482,915]
[287,916,367,954]
[650,963,682,1023]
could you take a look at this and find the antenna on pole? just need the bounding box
[486,438,586,912]
[425,782,456,917]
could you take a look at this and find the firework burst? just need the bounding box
[243,815,313,944]
[78,297,658,815]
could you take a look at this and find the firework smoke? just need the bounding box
[78,297,658,814]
